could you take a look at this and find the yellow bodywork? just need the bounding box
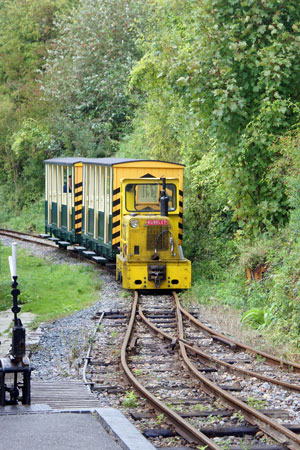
[116,177,191,290]
[112,161,184,248]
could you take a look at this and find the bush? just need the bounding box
[0,197,45,233]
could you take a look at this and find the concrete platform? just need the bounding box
[0,410,121,450]
[0,407,156,450]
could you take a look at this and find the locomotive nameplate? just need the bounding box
[146,220,168,226]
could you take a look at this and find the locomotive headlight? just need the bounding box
[130,219,139,228]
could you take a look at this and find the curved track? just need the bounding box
[120,291,300,449]
[120,291,222,449]
[3,229,300,448]
[179,303,300,374]
[173,293,300,449]
[0,228,56,248]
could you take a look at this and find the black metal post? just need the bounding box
[11,276,21,325]
[11,276,25,360]
[0,273,32,405]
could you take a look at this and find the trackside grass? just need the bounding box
[0,246,101,325]
[0,198,44,233]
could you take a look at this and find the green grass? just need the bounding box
[186,263,246,310]
[0,197,45,233]
[0,245,102,325]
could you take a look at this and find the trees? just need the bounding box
[128,0,300,235]
[41,0,144,157]
[0,0,75,211]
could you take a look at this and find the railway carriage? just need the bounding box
[44,157,191,289]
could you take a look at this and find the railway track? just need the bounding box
[2,228,300,448]
[0,228,115,270]
[87,291,300,449]
[0,228,56,248]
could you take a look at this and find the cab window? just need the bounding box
[125,183,176,212]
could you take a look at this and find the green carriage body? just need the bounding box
[45,157,120,259]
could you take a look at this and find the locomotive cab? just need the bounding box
[116,177,191,289]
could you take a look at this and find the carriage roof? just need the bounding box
[44,157,184,167]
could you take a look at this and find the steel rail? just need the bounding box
[120,291,222,450]
[173,292,300,450]
[83,312,105,385]
[138,307,300,393]
[0,229,56,248]
[0,228,113,272]
[0,228,42,238]
[139,306,175,342]
[139,300,300,448]
[179,303,300,373]
[181,339,300,393]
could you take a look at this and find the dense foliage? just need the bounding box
[0,0,143,216]
[123,0,300,349]
[2,0,300,349]
[0,0,76,214]
[127,0,300,235]
[41,0,144,157]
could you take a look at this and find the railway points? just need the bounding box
[86,290,300,449]
[2,231,300,449]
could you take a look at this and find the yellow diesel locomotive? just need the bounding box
[44,157,191,289]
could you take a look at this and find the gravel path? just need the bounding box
[31,271,127,381]
[0,236,127,382]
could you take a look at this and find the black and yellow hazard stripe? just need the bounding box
[112,187,121,248]
[178,189,183,245]
[74,163,83,234]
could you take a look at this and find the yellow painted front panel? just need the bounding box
[112,161,184,249]
[116,255,191,289]
[112,161,189,290]
[116,212,191,289]
[112,161,184,192]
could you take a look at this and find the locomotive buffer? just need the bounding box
[0,243,32,406]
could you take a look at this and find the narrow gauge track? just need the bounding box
[0,228,56,248]
[3,228,300,448]
[120,291,300,450]
[121,292,221,449]
[178,311,300,394]
[0,229,114,270]
[179,305,300,375]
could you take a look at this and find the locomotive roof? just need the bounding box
[44,157,184,167]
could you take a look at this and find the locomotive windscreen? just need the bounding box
[125,183,176,212]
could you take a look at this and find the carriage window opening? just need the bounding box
[63,172,72,193]
[125,183,176,212]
